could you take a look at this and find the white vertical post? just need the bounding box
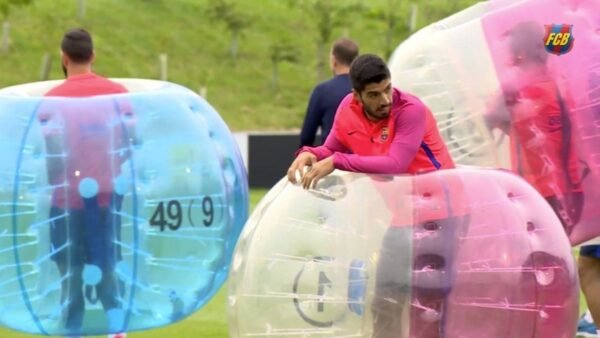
[159,53,168,81]
[78,0,86,20]
[40,53,52,80]
[2,21,10,52]
[409,3,418,32]
[199,86,207,98]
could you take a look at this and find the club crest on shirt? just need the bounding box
[381,127,389,141]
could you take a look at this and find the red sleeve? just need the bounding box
[295,128,349,160]
[562,92,582,190]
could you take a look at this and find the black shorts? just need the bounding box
[580,245,600,258]
[49,195,123,268]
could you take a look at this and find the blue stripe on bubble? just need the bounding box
[12,99,48,335]
[112,99,139,333]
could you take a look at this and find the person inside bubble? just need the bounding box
[38,28,134,338]
[287,54,465,337]
[486,21,592,334]
[484,21,584,236]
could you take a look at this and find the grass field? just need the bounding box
[0,279,232,337]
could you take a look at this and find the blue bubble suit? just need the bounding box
[0,79,248,336]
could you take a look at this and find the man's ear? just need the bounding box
[329,53,337,73]
[352,89,360,102]
[61,52,68,67]
[90,51,96,63]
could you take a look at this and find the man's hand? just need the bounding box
[287,152,317,184]
[301,156,335,190]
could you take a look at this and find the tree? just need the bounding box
[291,0,363,81]
[419,0,478,26]
[0,0,32,52]
[365,0,410,59]
[206,0,250,61]
[365,0,478,59]
[269,41,299,91]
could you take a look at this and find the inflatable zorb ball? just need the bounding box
[388,0,600,245]
[0,79,248,336]
[228,169,577,337]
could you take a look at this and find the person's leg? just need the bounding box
[89,194,125,334]
[372,226,412,338]
[58,262,84,333]
[579,246,600,337]
[545,196,574,236]
[372,289,407,338]
[567,191,584,226]
[409,216,467,338]
[50,207,86,334]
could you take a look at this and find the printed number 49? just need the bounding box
[150,200,182,231]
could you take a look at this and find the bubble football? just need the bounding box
[228,168,578,337]
[0,79,248,336]
[388,0,600,245]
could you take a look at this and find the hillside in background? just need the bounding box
[0,0,479,131]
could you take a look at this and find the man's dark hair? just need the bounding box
[349,54,391,92]
[61,28,94,63]
[331,38,359,66]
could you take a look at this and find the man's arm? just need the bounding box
[300,86,324,147]
[332,104,426,174]
[289,128,349,184]
[37,100,67,183]
[297,114,426,189]
[485,89,514,135]
[289,94,352,185]
[296,130,349,159]
[557,89,583,191]
[112,97,137,165]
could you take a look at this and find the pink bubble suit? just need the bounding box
[228,168,577,337]
[388,0,600,245]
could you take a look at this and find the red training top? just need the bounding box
[41,73,132,208]
[297,88,463,225]
[298,88,454,174]
[509,79,581,197]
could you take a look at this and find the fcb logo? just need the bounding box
[544,24,574,55]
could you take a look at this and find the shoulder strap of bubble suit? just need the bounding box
[555,84,589,186]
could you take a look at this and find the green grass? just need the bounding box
[0,282,231,338]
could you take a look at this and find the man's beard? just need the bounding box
[365,105,390,120]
